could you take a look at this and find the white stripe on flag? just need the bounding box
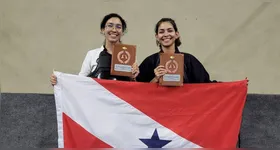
[54,72,201,148]
[53,71,64,148]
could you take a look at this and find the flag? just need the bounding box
[53,72,247,148]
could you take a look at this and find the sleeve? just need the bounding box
[189,55,212,83]
[78,51,93,76]
[136,56,156,82]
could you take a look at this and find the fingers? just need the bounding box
[156,65,165,69]
[154,66,165,73]
[132,65,137,71]
[132,61,139,71]
[154,65,167,78]
[132,62,138,67]
[132,68,139,77]
[132,68,138,74]
[157,68,166,72]
[50,73,57,86]
[131,62,140,79]
[155,70,167,76]
[155,70,166,76]
[131,64,139,73]
[132,71,139,79]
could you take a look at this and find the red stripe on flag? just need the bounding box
[95,79,247,148]
[63,113,112,148]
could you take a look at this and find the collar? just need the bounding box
[101,45,108,51]
[159,46,181,53]
[101,45,111,55]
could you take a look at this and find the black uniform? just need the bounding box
[136,48,214,83]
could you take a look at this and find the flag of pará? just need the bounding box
[53,72,247,148]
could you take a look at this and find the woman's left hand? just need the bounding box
[131,62,140,80]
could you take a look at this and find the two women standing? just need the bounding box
[50,13,214,85]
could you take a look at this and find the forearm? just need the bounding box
[150,77,159,83]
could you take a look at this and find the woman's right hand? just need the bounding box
[50,73,57,86]
[154,65,167,80]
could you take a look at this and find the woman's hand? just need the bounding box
[50,73,57,86]
[154,65,167,80]
[131,62,140,80]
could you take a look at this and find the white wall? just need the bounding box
[0,0,279,94]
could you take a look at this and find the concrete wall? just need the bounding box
[0,0,279,94]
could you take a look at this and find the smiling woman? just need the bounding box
[136,18,215,83]
[50,13,139,85]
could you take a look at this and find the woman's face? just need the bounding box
[156,22,179,48]
[102,17,123,43]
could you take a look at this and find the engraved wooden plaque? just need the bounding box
[110,43,136,77]
[159,53,184,86]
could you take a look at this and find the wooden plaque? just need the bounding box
[159,53,184,86]
[110,43,136,77]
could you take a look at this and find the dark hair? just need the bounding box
[155,18,182,47]
[100,13,127,32]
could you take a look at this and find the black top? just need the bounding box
[136,48,213,83]
[87,47,132,81]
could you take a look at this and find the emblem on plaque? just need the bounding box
[165,56,178,73]
[117,47,131,64]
